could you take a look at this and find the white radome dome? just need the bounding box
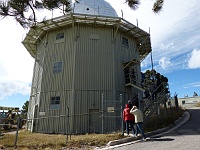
[73,0,118,17]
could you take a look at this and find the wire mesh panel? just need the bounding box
[101,94,123,134]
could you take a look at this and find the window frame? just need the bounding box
[56,32,64,40]
[55,32,65,43]
[122,37,129,48]
[50,96,61,110]
[53,61,62,74]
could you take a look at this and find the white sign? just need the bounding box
[39,112,45,116]
[107,107,115,113]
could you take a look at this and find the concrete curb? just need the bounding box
[106,111,190,147]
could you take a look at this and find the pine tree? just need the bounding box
[21,100,29,119]
[0,0,164,28]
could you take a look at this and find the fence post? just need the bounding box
[0,125,2,138]
[66,106,68,144]
[14,113,20,147]
[66,106,70,144]
[101,94,104,134]
[120,94,124,135]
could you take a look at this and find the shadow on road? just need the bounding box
[147,137,174,142]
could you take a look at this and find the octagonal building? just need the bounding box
[23,0,151,134]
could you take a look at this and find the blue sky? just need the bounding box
[0,0,200,109]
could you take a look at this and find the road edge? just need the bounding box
[106,110,190,147]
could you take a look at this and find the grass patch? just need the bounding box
[144,107,185,132]
[0,107,185,149]
[0,130,124,149]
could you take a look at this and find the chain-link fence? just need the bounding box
[0,93,126,146]
[0,114,22,147]
[1,90,168,147]
[101,93,123,134]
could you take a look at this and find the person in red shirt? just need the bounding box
[123,104,135,135]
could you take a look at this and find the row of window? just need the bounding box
[56,32,129,47]
[53,37,128,73]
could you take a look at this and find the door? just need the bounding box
[89,109,100,133]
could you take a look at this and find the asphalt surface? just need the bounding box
[97,107,200,150]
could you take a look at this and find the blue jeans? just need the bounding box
[135,122,146,138]
[125,120,135,135]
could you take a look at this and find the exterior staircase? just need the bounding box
[140,82,167,123]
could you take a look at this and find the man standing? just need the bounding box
[130,106,146,140]
[128,100,133,109]
[132,94,139,108]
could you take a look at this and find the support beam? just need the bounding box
[125,83,145,92]
[123,59,140,69]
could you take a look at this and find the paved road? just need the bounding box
[103,107,200,150]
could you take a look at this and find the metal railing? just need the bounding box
[140,82,168,123]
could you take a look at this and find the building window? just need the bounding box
[124,67,136,84]
[50,96,60,109]
[56,33,64,40]
[122,37,129,48]
[53,61,62,74]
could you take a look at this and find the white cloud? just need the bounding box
[0,18,34,81]
[0,18,34,101]
[141,57,150,68]
[188,49,200,69]
[160,42,174,50]
[108,0,200,74]
[183,82,200,89]
[158,57,171,70]
[0,80,31,100]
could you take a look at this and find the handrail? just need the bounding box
[141,82,167,122]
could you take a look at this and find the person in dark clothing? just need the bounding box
[174,93,179,109]
[143,90,150,99]
[149,80,157,100]
[133,95,139,108]
[128,100,133,109]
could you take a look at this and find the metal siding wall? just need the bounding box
[73,90,105,133]
[27,40,46,130]
[71,25,115,133]
[41,33,54,92]
[30,42,44,101]
[74,25,113,90]
[114,31,140,100]
[73,90,89,133]
[32,27,75,133]
[31,23,144,134]
[37,90,72,133]
[40,28,74,92]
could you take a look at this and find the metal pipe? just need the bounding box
[14,112,20,147]
[101,94,104,134]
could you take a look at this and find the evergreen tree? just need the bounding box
[21,100,29,119]
[142,69,169,95]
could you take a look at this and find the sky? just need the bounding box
[0,0,200,109]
